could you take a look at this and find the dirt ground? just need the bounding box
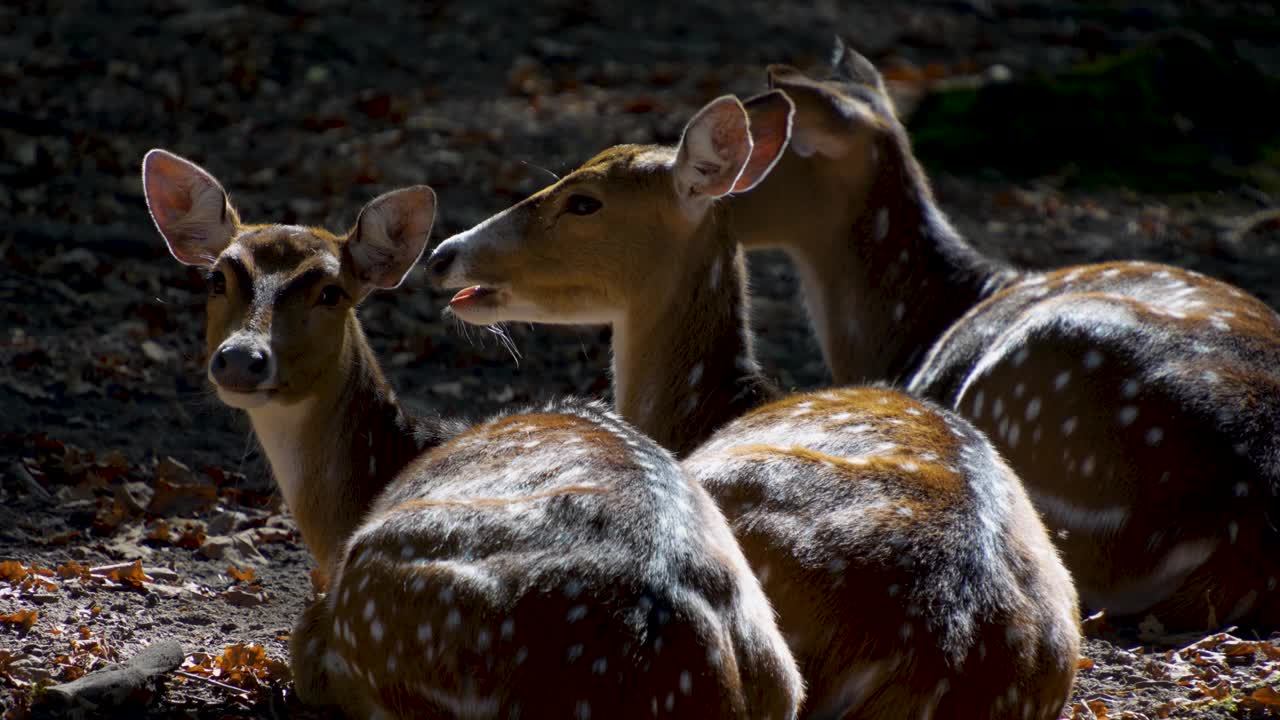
[3,1,1280,718]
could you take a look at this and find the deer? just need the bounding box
[141,149,805,719]
[426,92,1081,719]
[721,42,1280,631]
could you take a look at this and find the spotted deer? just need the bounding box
[724,43,1280,631]
[141,149,804,719]
[428,94,1080,719]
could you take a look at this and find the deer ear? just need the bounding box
[830,37,886,92]
[767,64,872,159]
[733,90,794,193]
[348,186,437,293]
[673,95,752,210]
[142,149,237,266]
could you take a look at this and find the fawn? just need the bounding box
[428,93,1080,719]
[142,149,804,719]
[724,43,1280,630]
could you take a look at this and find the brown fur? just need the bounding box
[725,51,1280,629]
[432,95,1081,718]
[142,149,804,719]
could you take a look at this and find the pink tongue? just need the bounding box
[450,286,490,304]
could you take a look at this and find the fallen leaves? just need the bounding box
[1247,685,1280,707]
[0,609,38,631]
[0,561,57,593]
[1071,630,1280,718]
[220,566,269,607]
[227,566,256,583]
[0,558,170,607]
[178,644,291,704]
[103,559,150,589]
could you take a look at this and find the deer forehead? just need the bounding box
[569,145,675,183]
[223,225,343,277]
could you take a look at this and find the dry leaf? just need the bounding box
[177,524,206,550]
[0,560,30,583]
[1,609,38,631]
[1076,657,1096,671]
[1247,686,1280,706]
[147,478,218,517]
[227,566,256,583]
[56,561,90,582]
[146,519,172,543]
[105,560,150,589]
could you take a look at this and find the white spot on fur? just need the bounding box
[687,362,703,387]
[874,208,889,240]
[1083,350,1103,369]
[1062,416,1078,436]
[1030,490,1129,533]
[1117,406,1138,426]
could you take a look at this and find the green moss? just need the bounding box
[907,30,1280,191]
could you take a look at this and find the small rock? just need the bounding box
[305,65,330,85]
[431,381,464,398]
[140,340,174,364]
[206,509,249,535]
[38,248,98,275]
[221,587,268,607]
[14,140,38,166]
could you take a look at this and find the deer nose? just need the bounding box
[210,340,274,391]
[426,245,457,286]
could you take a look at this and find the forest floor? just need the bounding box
[2,1,1280,717]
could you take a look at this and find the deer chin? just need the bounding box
[448,285,513,326]
[214,386,279,410]
[449,284,619,327]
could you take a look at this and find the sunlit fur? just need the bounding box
[726,49,1280,630]
[143,150,803,719]
[434,96,1081,719]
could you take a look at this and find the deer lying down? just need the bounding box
[725,43,1280,630]
[141,149,803,719]
[429,92,1081,719]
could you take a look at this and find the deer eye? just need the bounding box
[317,285,346,307]
[207,270,227,296]
[566,194,602,216]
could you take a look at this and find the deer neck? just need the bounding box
[244,317,423,577]
[792,131,1017,384]
[612,217,777,458]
